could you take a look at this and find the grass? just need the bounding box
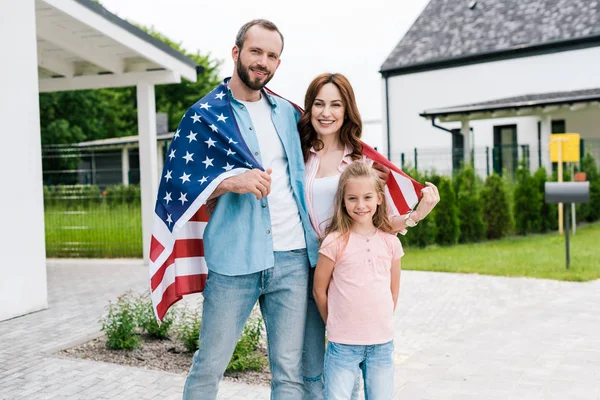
[45,204,142,258]
[44,202,599,282]
[403,221,600,282]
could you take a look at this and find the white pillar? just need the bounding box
[540,115,552,173]
[461,119,471,165]
[0,0,48,321]
[121,146,130,186]
[137,83,158,263]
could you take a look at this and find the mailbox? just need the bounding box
[544,181,590,270]
[545,182,589,204]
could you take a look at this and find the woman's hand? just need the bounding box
[411,182,440,222]
[372,162,390,184]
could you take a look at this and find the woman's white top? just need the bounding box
[312,174,341,237]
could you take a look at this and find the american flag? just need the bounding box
[149,82,424,321]
[149,81,261,320]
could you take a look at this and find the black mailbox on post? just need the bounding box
[544,181,590,269]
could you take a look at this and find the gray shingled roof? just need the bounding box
[420,88,600,117]
[381,0,600,72]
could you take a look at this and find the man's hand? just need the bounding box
[411,182,440,222]
[217,168,273,200]
[372,162,390,184]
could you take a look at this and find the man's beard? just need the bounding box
[236,57,273,91]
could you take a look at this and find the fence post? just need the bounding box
[486,146,490,176]
[414,148,418,172]
[401,152,405,169]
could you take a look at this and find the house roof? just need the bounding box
[381,0,600,76]
[420,87,600,120]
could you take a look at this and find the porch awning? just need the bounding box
[36,0,198,92]
[420,88,600,122]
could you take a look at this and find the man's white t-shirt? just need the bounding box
[240,95,306,251]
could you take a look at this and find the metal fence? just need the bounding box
[43,145,142,258]
[42,140,600,257]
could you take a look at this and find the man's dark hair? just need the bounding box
[235,19,284,54]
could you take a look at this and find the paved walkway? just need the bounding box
[0,259,599,399]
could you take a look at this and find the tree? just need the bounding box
[534,167,557,232]
[39,24,222,145]
[434,177,459,246]
[513,164,542,235]
[455,166,486,243]
[481,174,512,239]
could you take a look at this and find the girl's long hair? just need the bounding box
[324,162,395,242]
[298,73,363,162]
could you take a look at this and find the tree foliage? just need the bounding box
[513,164,542,235]
[481,174,513,239]
[455,166,486,243]
[39,23,222,145]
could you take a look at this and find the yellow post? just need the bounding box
[557,143,563,234]
[549,133,580,235]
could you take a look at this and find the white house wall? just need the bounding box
[385,46,600,175]
[0,0,48,321]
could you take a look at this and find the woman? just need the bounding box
[298,73,439,399]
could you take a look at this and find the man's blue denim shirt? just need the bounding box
[203,84,319,276]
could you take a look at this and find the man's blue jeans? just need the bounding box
[182,249,309,400]
[302,268,360,400]
[324,341,394,400]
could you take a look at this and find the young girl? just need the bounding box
[313,162,403,400]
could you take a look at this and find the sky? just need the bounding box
[99,0,429,147]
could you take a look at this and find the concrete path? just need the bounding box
[0,259,598,399]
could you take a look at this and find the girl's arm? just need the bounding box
[390,259,402,311]
[313,255,336,324]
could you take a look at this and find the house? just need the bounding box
[380,0,600,177]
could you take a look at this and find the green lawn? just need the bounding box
[403,222,600,282]
[45,204,142,258]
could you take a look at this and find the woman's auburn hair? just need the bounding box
[298,73,363,162]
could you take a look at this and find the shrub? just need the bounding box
[533,168,557,232]
[100,291,139,350]
[177,308,202,353]
[434,177,459,246]
[455,166,486,243]
[226,317,266,373]
[135,293,175,340]
[400,168,437,248]
[481,174,512,239]
[513,164,542,235]
[104,184,141,206]
[577,152,600,223]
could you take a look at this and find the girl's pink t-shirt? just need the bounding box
[319,229,403,345]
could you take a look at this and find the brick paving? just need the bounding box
[0,259,599,399]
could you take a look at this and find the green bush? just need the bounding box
[481,174,512,239]
[434,177,459,246]
[513,165,542,235]
[400,167,437,248]
[455,166,486,243]
[176,308,202,353]
[577,152,600,223]
[533,168,557,232]
[44,184,102,208]
[226,317,266,373]
[103,184,141,206]
[100,291,139,350]
[135,293,175,340]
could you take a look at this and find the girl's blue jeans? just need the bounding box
[324,340,394,400]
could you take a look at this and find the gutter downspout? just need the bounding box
[430,116,454,133]
[384,75,391,160]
